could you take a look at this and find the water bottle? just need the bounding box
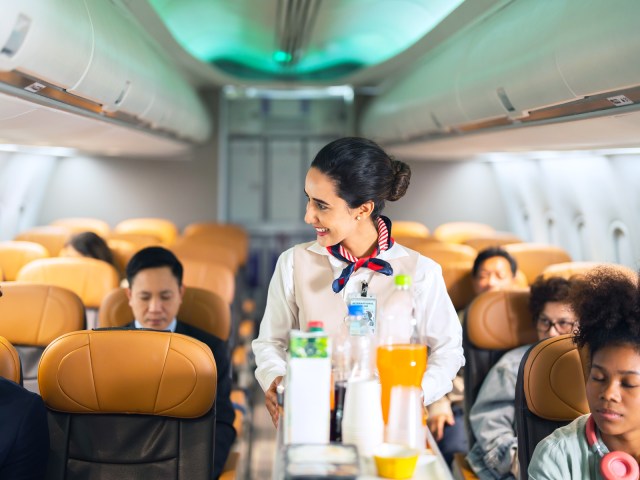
[345,304,375,381]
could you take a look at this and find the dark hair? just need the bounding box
[126,246,183,287]
[67,231,115,266]
[529,275,573,323]
[472,247,518,277]
[573,267,640,357]
[310,137,411,219]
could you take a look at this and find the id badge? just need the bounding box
[348,281,377,334]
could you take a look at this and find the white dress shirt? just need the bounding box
[252,241,465,406]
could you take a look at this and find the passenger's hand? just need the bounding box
[427,412,455,441]
[265,376,283,428]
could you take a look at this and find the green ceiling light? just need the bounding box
[148,0,465,81]
[273,50,293,64]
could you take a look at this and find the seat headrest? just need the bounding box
[522,334,589,421]
[391,221,430,239]
[39,330,217,418]
[433,222,496,244]
[410,242,478,265]
[503,243,572,285]
[542,261,638,282]
[14,226,72,256]
[0,336,21,383]
[16,257,119,308]
[114,218,178,246]
[98,286,230,341]
[467,289,538,349]
[0,283,85,346]
[0,241,50,281]
[181,258,235,305]
[441,261,475,311]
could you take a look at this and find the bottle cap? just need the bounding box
[348,304,365,316]
[308,320,325,332]
[395,274,412,287]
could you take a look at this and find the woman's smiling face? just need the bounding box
[303,167,359,249]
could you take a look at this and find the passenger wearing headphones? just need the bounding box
[529,268,640,480]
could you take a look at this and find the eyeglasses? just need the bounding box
[536,318,576,334]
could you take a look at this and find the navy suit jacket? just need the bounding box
[0,378,49,480]
[126,321,236,479]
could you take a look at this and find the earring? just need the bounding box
[356,216,361,221]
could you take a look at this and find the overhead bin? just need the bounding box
[0,0,212,147]
[361,0,640,145]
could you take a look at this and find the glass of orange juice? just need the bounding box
[376,343,427,425]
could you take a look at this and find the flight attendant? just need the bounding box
[252,137,464,427]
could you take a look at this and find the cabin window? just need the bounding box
[610,221,633,266]
[545,213,557,245]
[571,216,587,261]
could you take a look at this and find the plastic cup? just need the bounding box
[385,386,427,450]
[341,378,384,456]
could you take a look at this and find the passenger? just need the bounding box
[252,136,464,428]
[529,268,640,479]
[124,247,236,479]
[428,247,519,467]
[0,286,50,480]
[60,231,117,268]
[466,276,579,479]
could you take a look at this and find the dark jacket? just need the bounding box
[0,378,49,480]
[127,321,237,479]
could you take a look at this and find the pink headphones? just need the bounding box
[585,415,639,480]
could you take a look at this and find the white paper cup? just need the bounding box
[385,386,426,450]
[341,378,384,456]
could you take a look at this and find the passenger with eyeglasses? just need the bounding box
[466,276,581,480]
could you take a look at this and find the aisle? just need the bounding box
[248,388,278,479]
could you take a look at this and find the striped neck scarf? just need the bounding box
[328,215,394,293]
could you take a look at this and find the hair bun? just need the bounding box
[388,160,411,201]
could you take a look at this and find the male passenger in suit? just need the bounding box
[0,286,50,480]
[125,247,236,479]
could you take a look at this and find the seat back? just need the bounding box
[441,261,476,311]
[463,288,538,445]
[503,243,572,285]
[0,240,49,281]
[98,286,230,341]
[39,329,217,480]
[0,335,21,384]
[14,226,72,256]
[433,222,495,244]
[515,335,588,476]
[114,218,179,246]
[410,241,478,265]
[0,283,85,391]
[182,258,235,305]
[183,223,249,266]
[463,233,523,251]
[50,217,110,237]
[16,257,120,309]
[542,261,637,281]
[171,237,240,274]
[392,221,430,239]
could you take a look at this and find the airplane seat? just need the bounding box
[98,286,231,342]
[441,261,476,311]
[0,283,85,392]
[0,335,22,384]
[39,329,218,480]
[503,243,572,285]
[463,288,538,447]
[409,241,478,265]
[14,226,72,257]
[463,232,523,251]
[392,220,430,239]
[106,238,138,278]
[182,223,249,267]
[50,217,111,237]
[0,241,50,281]
[542,261,637,281]
[515,334,588,476]
[433,222,496,244]
[114,218,179,246]
[171,238,240,274]
[181,258,236,306]
[16,257,120,329]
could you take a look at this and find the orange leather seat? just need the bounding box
[106,238,138,276]
[0,335,21,384]
[503,243,572,285]
[182,258,235,305]
[114,218,179,246]
[392,221,430,239]
[50,217,110,237]
[40,329,218,479]
[433,222,496,244]
[16,257,120,309]
[0,283,85,392]
[98,286,231,341]
[463,289,538,445]
[542,261,637,281]
[0,241,49,281]
[410,241,478,265]
[14,226,72,256]
[171,237,240,274]
[515,334,588,475]
[463,233,523,251]
[183,223,249,266]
